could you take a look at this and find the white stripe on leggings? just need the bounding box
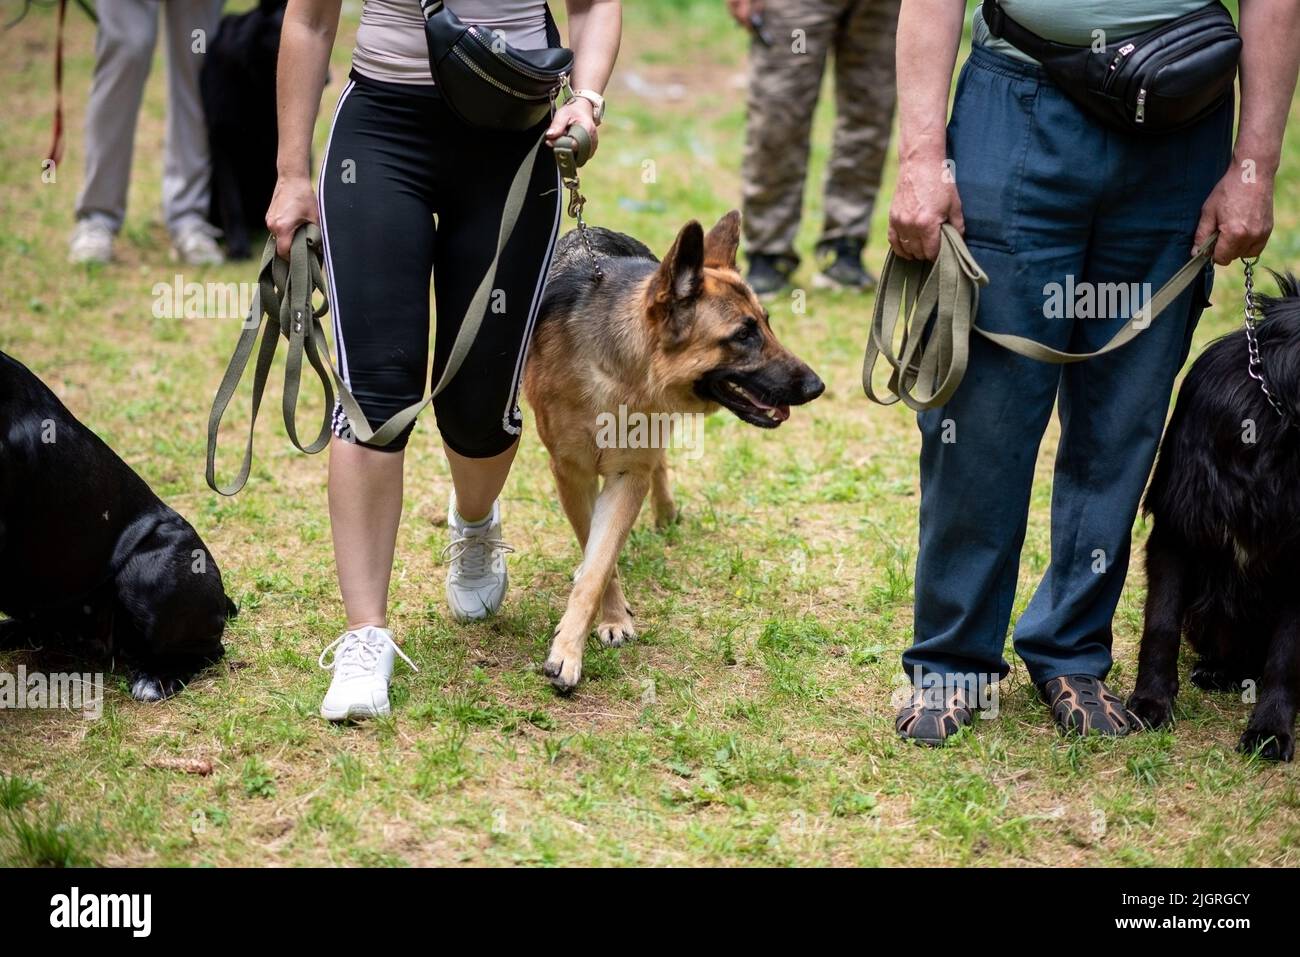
[318,79,357,387]
[501,162,563,436]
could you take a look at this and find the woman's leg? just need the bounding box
[329,439,404,629]
[318,78,439,629]
[430,105,561,619]
[314,75,439,719]
[445,444,519,524]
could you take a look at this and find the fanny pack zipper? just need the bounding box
[451,46,550,100]
[467,26,567,84]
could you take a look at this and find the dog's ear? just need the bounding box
[649,220,706,324]
[703,210,741,271]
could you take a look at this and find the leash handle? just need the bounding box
[552,123,592,178]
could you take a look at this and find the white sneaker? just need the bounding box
[317,625,417,721]
[442,497,513,622]
[68,219,114,264]
[171,223,225,266]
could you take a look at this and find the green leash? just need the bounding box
[862,223,1219,411]
[206,134,547,496]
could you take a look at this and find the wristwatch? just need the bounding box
[570,89,606,126]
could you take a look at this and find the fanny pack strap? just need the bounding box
[981,0,1081,61]
[206,134,542,495]
[862,224,1218,411]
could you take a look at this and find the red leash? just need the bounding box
[47,0,67,165]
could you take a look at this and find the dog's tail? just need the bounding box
[225,595,239,620]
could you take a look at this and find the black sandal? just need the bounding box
[896,686,974,746]
[1040,674,1139,736]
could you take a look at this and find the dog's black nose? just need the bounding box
[799,371,826,403]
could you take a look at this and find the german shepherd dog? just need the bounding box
[524,211,824,691]
[1128,274,1300,761]
[0,352,235,700]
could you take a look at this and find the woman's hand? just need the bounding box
[265,174,319,259]
[545,97,599,158]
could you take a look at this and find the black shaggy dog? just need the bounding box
[0,352,234,701]
[1128,273,1300,761]
[201,0,287,260]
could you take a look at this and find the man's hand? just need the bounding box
[726,0,762,28]
[888,150,965,261]
[1194,163,1276,266]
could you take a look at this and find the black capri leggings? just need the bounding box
[318,70,562,456]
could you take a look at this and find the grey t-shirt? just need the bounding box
[353,0,549,85]
[972,0,1217,65]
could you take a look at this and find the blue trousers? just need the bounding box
[904,46,1233,689]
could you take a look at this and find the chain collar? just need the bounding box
[1242,256,1292,426]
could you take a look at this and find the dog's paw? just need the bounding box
[542,651,583,694]
[1126,693,1175,730]
[597,612,636,648]
[543,628,585,694]
[1238,726,1295,762]
[130,674,186,703]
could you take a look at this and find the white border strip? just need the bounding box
[318,78,357,387]
[501,161,563,435]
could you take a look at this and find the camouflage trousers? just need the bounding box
[741,0,900,258]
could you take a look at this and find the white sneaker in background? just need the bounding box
[317,625,417,721]
[172,223,225,266]
[443,497,513,622]
[68,219,114,264]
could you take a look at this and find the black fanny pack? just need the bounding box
[421,0,574,130]
[981,0,1240,134]
[421,0,574,131]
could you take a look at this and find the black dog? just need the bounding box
[201,0,286,260]
[1128,274,1300,761]
[0,352,234,700]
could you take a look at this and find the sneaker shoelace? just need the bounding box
[441,534,514,579]
[317,628,418,679]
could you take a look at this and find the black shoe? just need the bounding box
[746,252,798,297]
[895,685,974,747]
[1040,674,1139,737]
[814,238,875,291]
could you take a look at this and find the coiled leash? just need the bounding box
[862,224,1220,411]
[206,128,597,496]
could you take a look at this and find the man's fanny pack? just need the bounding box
[981,0,1240,134]
[420,0,573,131]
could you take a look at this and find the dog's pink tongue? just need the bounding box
[773,405,790,422]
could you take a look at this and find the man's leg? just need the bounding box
[902,49,1098,737]
[1012,98,1235,688]
[739,0,837,284]
[161,0,221,240]
[74,0,160,232]
[818,0,899,282]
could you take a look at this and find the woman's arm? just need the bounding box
[545,0,622,155]
[266,0,342,257]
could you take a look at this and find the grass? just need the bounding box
[1,1,1299,867]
